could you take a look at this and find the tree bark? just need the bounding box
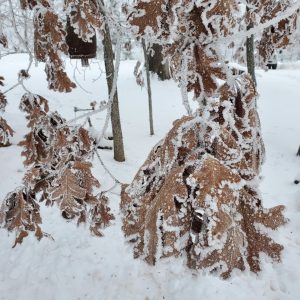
[102,23,125,162]
[246,8,256,86]
[142,40,154,136]
[148,43,171,81]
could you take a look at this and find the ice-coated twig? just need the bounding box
[95,149,121,185]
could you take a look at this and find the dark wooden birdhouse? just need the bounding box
[66,18,97,67]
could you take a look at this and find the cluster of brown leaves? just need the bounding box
[259,15,298,64]
[0,76,7,111]
[20,0,76,92]
[204,0,239,36]
[130,0,238,40]
[0,76,14,147]
[0,189,43,247]
[130,0,299,96]
[0,93,114,246]
[34,8,76,92]
[121,74,284,278]
[20,0,50,10]
[246,0,298,64]
[128,0,240,98]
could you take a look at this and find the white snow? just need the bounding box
[0,54,300,300]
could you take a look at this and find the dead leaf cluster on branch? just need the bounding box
[0,189,43,248]
[121,74,284,278]
[20,0,76,92]
[129,0,298,98]
[0,92,114,246]
[128,0,240,99]
[247,0,299,64]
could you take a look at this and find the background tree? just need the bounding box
[142,40,155,135]
[99,0,125,162]
[147,43,171,81]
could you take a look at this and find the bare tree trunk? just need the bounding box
[102,23,125,162]
[148,43,171,81]
[142,40,154,136]
[246,7,256,86]
[22,10,28,47]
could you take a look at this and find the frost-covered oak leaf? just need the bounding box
[34,8,76,92]
[190,45,226,97]
[0,117,14,147]
[121,74,284,278]
[0,76,7,112]
[0,189,44,247]
[65,0,101,42]
[50,169,87,219]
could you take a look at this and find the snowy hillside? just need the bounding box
[0,55,299,300]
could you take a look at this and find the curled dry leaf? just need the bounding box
[18,70,30,81]
[0,34,8,48]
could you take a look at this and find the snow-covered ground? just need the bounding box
[0,55,299,300]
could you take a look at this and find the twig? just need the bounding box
[95,149,121,184]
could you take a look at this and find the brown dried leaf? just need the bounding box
[20,93,49,117]
[129,0,171,39]
[190,45,226,97]
[77,127,92,152]
[240,190,285,273]
[0,189,44,247]
[20,0,50,10]
[90,195,114,237]
[45,64,76,93]
[121,95,283,277]
[205,0,239,36]
[65,0,101,42]
[73,160,100,194]
[0,34,8,48]
[50,169,87,219]
[0,76,7,112]
[34,8,76,92]
[0,117,14,146]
